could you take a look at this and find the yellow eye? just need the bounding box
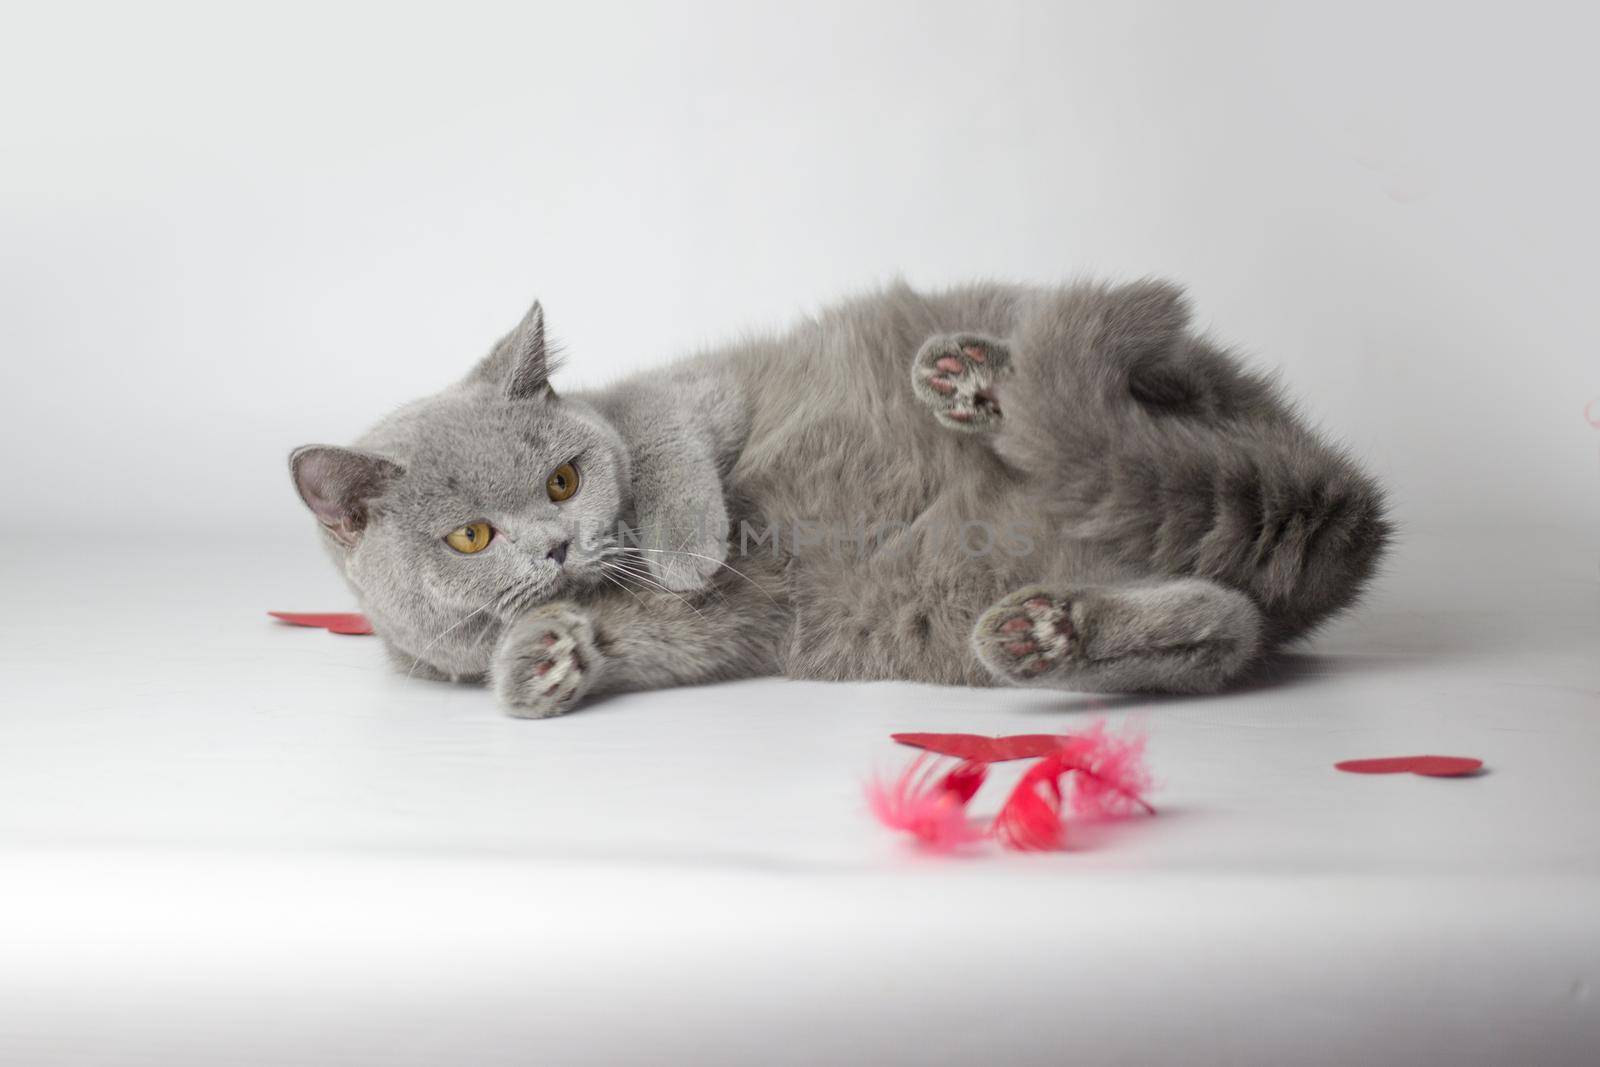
[444,521,494,554]
[546,461,580,502]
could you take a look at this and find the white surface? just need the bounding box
[2,526,1597,1064]
[3,0,1598,534]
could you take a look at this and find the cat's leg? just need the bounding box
[909,333,1012,432]
[490,565,788,718]
[971,577,1262,694]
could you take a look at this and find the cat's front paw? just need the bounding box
[911,333,1011,432]
[491,604,600,718]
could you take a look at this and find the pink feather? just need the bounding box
[865,755,988,852]
[991,723,1154,851]
[867,720,1154,854]
[991,753,1070,851]
[1058,721,1156,818]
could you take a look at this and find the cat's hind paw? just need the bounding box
[492,604,599,718]
[972,586,1077,681]
[972,579,1263,693]
[911,333,1010,432]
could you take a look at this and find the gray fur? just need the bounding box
[290,279,1391,716]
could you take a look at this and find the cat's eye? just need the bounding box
[445,521,494,554]
[546,461,580,502]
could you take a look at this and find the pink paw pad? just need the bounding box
[912,333,1010,432]
[979,589,1076,681]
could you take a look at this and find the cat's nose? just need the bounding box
[547,540,569,565]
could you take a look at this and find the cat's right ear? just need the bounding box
[289,445,404,547]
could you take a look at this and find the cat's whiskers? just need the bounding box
[625,545,777,605]
[595,568,651,611]
[612,519,777,604]
[600,556,701,606]
[405,573,543,679]
[598,558,709,620]
[604,549,733,609]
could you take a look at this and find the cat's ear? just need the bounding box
[472,299,558,400]
[289,445,404,547]
[504,300,551,399]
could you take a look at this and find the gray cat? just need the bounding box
[290,279,1390,717]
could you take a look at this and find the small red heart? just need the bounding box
[1335,755,1483,777]
[268,611,375,636]
[892,733,1070,762]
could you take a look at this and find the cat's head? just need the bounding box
[289,300,630,679]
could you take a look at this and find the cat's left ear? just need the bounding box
[473,299,558,400]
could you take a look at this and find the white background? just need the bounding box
[3,0,1597,537]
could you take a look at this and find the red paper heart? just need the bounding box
[268,611,374,636]
[892,733,1070,762]
[1335,755,1482,777]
